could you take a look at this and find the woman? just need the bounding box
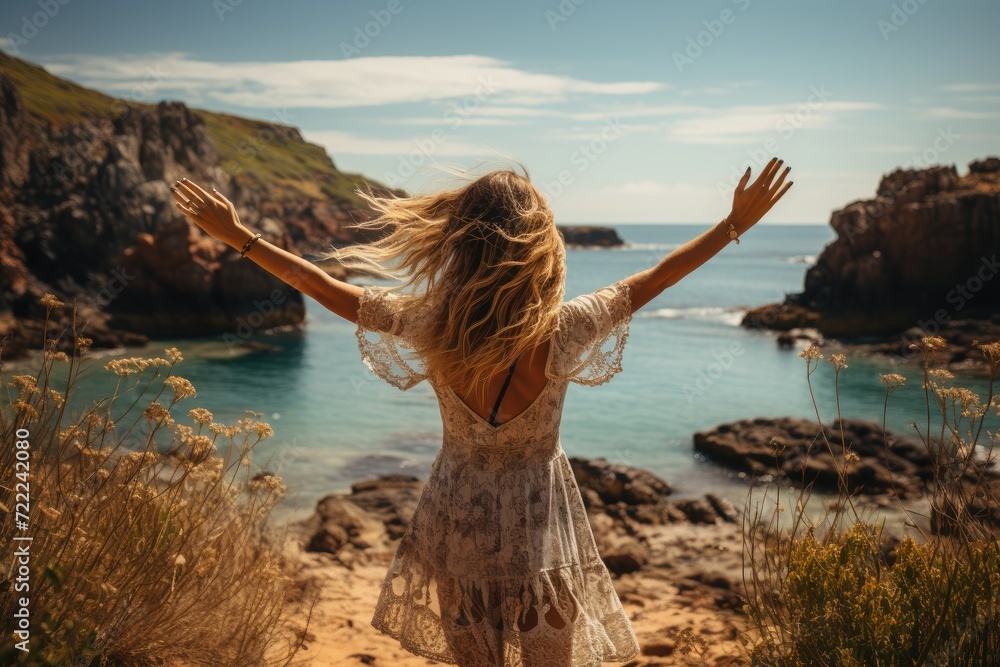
[170,157,792,666]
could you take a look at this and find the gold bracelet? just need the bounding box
[722,217,740,245]
[240,232,262,258]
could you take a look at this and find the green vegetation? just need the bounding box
[0,50,377,204]
[742,340,1000,666]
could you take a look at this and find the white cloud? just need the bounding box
[857,144,919,153]
[602,180,664,195]
[940,83,1000,93]
[302,129,489,156]
[39,52,664,110]
[927,107,1000,119]
[666,101,883,144]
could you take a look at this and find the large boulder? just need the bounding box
[741,158,1000,372]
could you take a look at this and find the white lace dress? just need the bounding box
[355,279,640,666]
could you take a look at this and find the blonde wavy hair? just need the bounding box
[319,163,567,407]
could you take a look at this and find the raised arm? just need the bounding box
[170,178,365,323]
[621,156,793,313]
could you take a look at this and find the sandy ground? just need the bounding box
[280,519,750,667]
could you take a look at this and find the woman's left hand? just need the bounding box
[170,178,250,250]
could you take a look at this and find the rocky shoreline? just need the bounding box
[280,457,749,666]
[741,157,1000,377]
[274,408,1000,665]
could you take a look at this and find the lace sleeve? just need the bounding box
[548,279,632,387]
[355,285,428,391]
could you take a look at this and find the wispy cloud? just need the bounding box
[940,83,1000,93]
[302,129,489,156]
[666,101,883,144]
[39,52,665,110]
[927,107,1000,119]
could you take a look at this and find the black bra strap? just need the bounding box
[488,361,518,425]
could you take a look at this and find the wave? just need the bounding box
[785,254,817,264]
[644,306,746,326]
[615,241,683,252]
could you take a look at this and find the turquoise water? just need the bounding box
[30,224,997,523]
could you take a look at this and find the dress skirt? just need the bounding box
[370,441,641,666]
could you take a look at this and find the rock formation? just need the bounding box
[558,225,624,248]
[297,457,739,576]
[0,51,392,359]
[741,158,1000,372]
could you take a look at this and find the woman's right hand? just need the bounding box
[729,157,793,233]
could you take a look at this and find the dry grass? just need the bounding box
[740,337,1000,666]
[0,294,319,666]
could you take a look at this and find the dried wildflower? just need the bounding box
[39,293,65,309]
[978,341,1000,366]
[44,349,70,362]
[13,399,39,420]
[249,471,286,493]
[827,353,848,370]
[104,358,140,377]
[175,424,195,443]
[96,468,111,479]
[165,347,183,364]
[252,421,274,439]
[922,335,947,351]
[880,373,906,389]
[164,376,196,401]
[143,401,176,427]
[124,451,159,471]
[188,407,213,426]
[188,435,216,460]
[798,344,824,361]
[938,387,981,417]
[46,389,64,407]
[76,336,93,352]
[41,506,61,521]
[929,369,954,382]
[8,374,39,394]
[845,451,860,463]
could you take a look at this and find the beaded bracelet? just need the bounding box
[240,232,262,258]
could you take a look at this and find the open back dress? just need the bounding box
[355,279,641,666]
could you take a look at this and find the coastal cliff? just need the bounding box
[741,158,1000,369]
[0,51,398,359]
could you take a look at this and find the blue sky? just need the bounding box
[2,0,998,223]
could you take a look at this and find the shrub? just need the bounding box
[742,337,1000,666]
[0,294,318,666]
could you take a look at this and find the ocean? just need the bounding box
[35,223,996,524]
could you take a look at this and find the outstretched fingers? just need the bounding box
[769,179,794,207]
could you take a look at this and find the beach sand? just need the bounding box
[280,517,749,666]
